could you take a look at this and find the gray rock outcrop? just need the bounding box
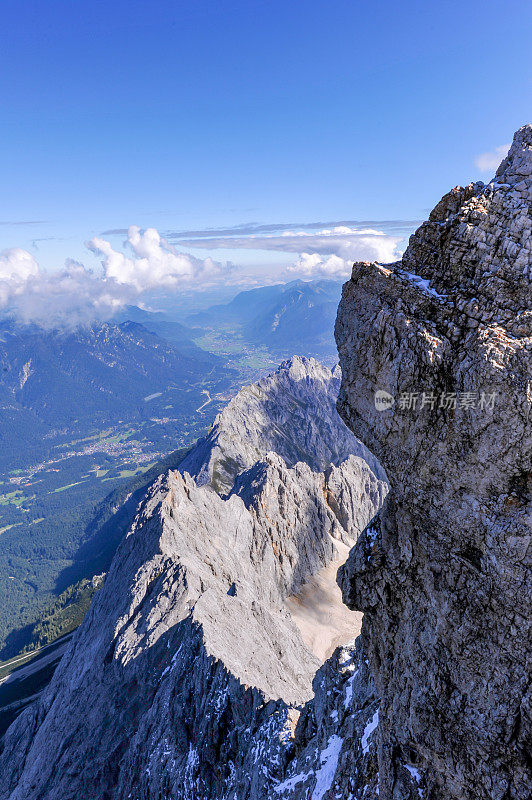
[336,124,532,798]
[0,357,387,800]
[180,356,385,492]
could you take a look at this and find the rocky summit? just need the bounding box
[1,122,531,800]
[336,124,532,798]
[179,355,385,492]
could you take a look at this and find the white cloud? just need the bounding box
[170,219,412,285]
[325,232,401,263]
[281,225,383,238]
[474,143,511,172]
[0,248,40,306]
[288,253,351,278]
[286,227,402,278]
[88,226,228,293]
[0,248,39,283]
[0,255,135,327]
[178,225,403,259]
[0,222,404,325]
[0,227,232,327]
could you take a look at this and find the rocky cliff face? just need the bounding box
[336,125,532,798]
[0,357,387,800]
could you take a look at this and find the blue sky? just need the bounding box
[0,0,531,311]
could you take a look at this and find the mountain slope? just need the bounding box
[180,356,385,493]
[188,280,343,360]
[187,282,295,325]
[0,357,387,800]
[0,318,235,660]
[113,306,214,363]
[0,320,222,440]
[242,281,340,352]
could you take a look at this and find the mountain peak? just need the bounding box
[399,124,532,328]
[0,359,388,799]
[275,354,331,381]
[179,355,385,493]
[495,123,532,187]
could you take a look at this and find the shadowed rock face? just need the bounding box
[336,125,532,799]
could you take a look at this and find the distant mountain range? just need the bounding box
[0,318,225,470]
[113,306,211,361]
[187,279,343,360]
[113,280,343,362]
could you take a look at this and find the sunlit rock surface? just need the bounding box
[336,125,532,799]
[0,357,386,800]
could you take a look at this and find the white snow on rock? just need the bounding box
[396,269,447,300]
[361,709,380,754]
[311,735,343,800]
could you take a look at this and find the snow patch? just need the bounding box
[274,770,311,794]
[161,644,183,678]
[275,735,343,799]
[404,765,421,783]
[404,764,424,798]
[311,735,343,800]
[361,709,379,754]
[344,669,359,710]
[397,269,447,300]
[366,525,378,543]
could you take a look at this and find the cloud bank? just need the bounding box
[1,219,410,325]
[475,143,511,172]
[285,225,402,277]
[287,252,349,278]
[177,224,403,257]
[175,222,405,280]
[0,227,232,327]
[87,226,227,293]
[162,218,419,240]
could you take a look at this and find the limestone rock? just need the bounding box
[180,355,385,493]
[336,125,532,799]
[0,357,386,800]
